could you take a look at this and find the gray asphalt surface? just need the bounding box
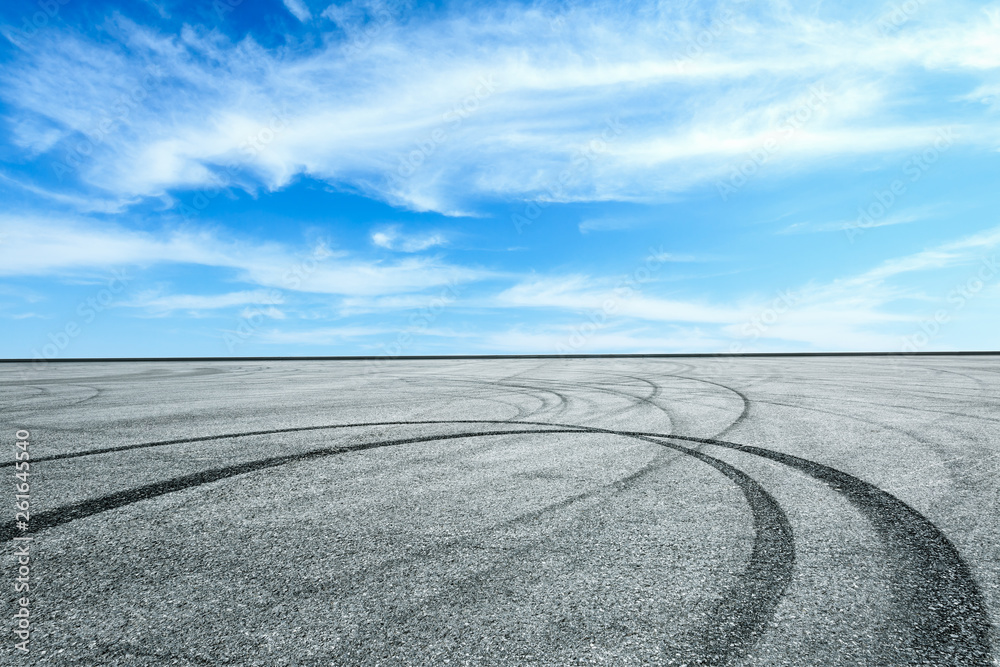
[3,356,999,666]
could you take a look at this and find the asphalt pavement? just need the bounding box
[3,355,999,665]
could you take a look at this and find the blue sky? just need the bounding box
[2,0,999,359]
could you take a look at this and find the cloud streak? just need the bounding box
[3,2,1000,214]
[371,226,448,252]
[0,215,492,296]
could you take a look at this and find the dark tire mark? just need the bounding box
[5,423,793,667]
[412,375,574,420]
[655,432,994,667]
[742,396,987,488]
[13,411,991,663]
[491,380,572,419]
[663,373,751,438]
[531,374,675,426]
[918,365,989,393]
[623,431,794,666]
[397,379,533,421]
[0,428,574,542]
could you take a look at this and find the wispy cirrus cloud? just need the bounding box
[578,217,644,234]
[123,289,283,314]
[481,324,728,354]
[282,0,312,23]
[779,207,934,234]
[496,275,745,323]
[0,215,492,296]
[647,251,713,263]
[3,2,1000,215]
[490,224,1000,351]
[371,226,448,252]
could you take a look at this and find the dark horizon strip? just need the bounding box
[2,350,999,363]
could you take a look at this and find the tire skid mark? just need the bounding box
[657,432,994,667]
[395,380,533,421]
[591,373,753,438]
[419,375,574,420]
[761,391,1000,425]
[917,365,989,394]
[400,377,549,416]
[743,396,987,489]
[11,413,992,663]
[624,431,794,666]
[530,375,674,425]
[4,423,792,667]
[660,373,751,438]
[589,371,749,438]
[424,375,568,414]
[487,380,572,420]
[489,374,678,435]
[4,384,103,413]
[0,428,575,543]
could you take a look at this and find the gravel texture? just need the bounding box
[2,355,999,666]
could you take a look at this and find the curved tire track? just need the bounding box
[10,418,991,664]
[6,423,794,667]
[656,431,994,667]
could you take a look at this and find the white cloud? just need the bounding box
[496,276,744,323]
[647,252,707,263]
[124,289,283,312]
[4,4,1000,214]
[371,226,447,252]
[0,172,140,214]
[725,225,1000,349]
[491,224,1000,351]
[320,0,389,29]
[283,0,312,22]
[779,208,934,234]
[240,306,286,320]
[0,215,492,296]
[578,218,642,233]
[256,326,391,344]
[483,324,728,354]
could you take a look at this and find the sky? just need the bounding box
[1,0,999,359]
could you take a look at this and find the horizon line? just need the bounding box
[2,351,999,363]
